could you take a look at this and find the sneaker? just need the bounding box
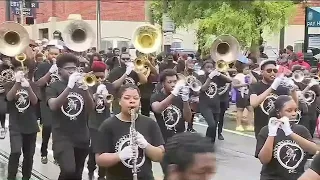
[246,125,254,132]
[41,156,48,164]
[235,125,245,132]
[218,134,224,140]
[187,128,197,133]
[0,128,6,139]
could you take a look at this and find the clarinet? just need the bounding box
[130,108,138,180]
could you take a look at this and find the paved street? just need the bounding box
[0,111,262,180]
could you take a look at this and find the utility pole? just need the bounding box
[162,0,174,54]
[96,0,101,51]
[5,0,11,21]
[19,0,24,25]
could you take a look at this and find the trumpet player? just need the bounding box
[46,53,94,180]
[255,95,319,180]
[249,59,298,137]
[4,58,40,180]
[87,61,115,180]
[95,84,165,180]
[34,45,60,164]
[197,60,232,144]
[107,53,147,114]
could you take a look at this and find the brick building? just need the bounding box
[0,0,146,24]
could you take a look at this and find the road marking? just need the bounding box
[193,122,255,138]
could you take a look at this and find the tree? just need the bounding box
[151,0,296,55]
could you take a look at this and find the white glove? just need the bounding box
[308,79,319,88]
[271,77,283,90]
[96,84,107,94]
[171,80,185,96]
[208,70,221,79]
[67,72,82,89]
[125,65,133,75]
[14,71,24,83]
[118,145,134,161]
[21,78,30,88]
[78,83,88,91]
[49,64,58,73]
[280,116,293,136]
[180,86,190,102]
[136,132,149,149]
[268,117,282,137]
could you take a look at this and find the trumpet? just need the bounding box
[83,73,97,87]
[177,73,202,92]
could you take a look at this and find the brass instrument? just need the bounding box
[131,24,161,78]
[177,73,202,92]
[48,58,61,85]
[292,70,304,82]
[62,20,95,52]
[210,35,240,72]
[130,108,138,180]
[15,53,27,72]
[0,21,30,57]
[303,90,316,105]
[83,73,97,87]
[105,94,114,104]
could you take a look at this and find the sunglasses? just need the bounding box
[265,68,278,73]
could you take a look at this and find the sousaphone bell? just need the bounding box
[0,21,30,57]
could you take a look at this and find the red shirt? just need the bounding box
[289,61,311,70]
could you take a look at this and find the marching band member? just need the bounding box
[163,132,216,180]
[249,59,298,137]
[0,57,11,139]
[197,60,232,144]
[5,58,40,180]
[232,59,256,132]
[150,69,192,172]
[107,53,147,114]
[87,61,114,180]
[255,95,319,180]
[138,55,158,117]
[34,45,60,164]
[95,84,165,180]
[46,53,94,180]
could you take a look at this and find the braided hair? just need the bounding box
[163,132,215,179]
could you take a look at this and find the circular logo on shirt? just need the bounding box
[61,92,84,120]
[95,94,105,113]
[205,82,217,98]
[124,77,135,85]
[260,94,278,115]
[115,133,145,169]
[15,89,30,113]
[161,105,181,130]
[274,140,305,173]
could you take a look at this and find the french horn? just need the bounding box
[0,21,30,57]
[62,20,95,52]
[210,35,240,72]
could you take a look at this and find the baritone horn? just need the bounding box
[0,21,30,57]
[62,20,95,52]
[211,35,240,72]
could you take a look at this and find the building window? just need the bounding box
[101,40,113,50]
[294,42,304,53]
[172,42,182,49]
[39,28,48,39]
[117,41,129,49]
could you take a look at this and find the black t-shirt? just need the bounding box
[255,124,311,180]
[139,74,157,99]
[197,74,227,113]
[249,81,291,136]
[310,153,320,175]
[88,81,114,130]
[46,80,90,147]
[158,62,176,72]
[4,81,40,134]
[107,66,140,114]
[34,61,53,126]
[217,73,231,103]
[150,91,185,142]
[95,115,164,180]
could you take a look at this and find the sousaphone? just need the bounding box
[0,21,30,57]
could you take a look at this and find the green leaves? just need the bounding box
[151,0,297,55]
